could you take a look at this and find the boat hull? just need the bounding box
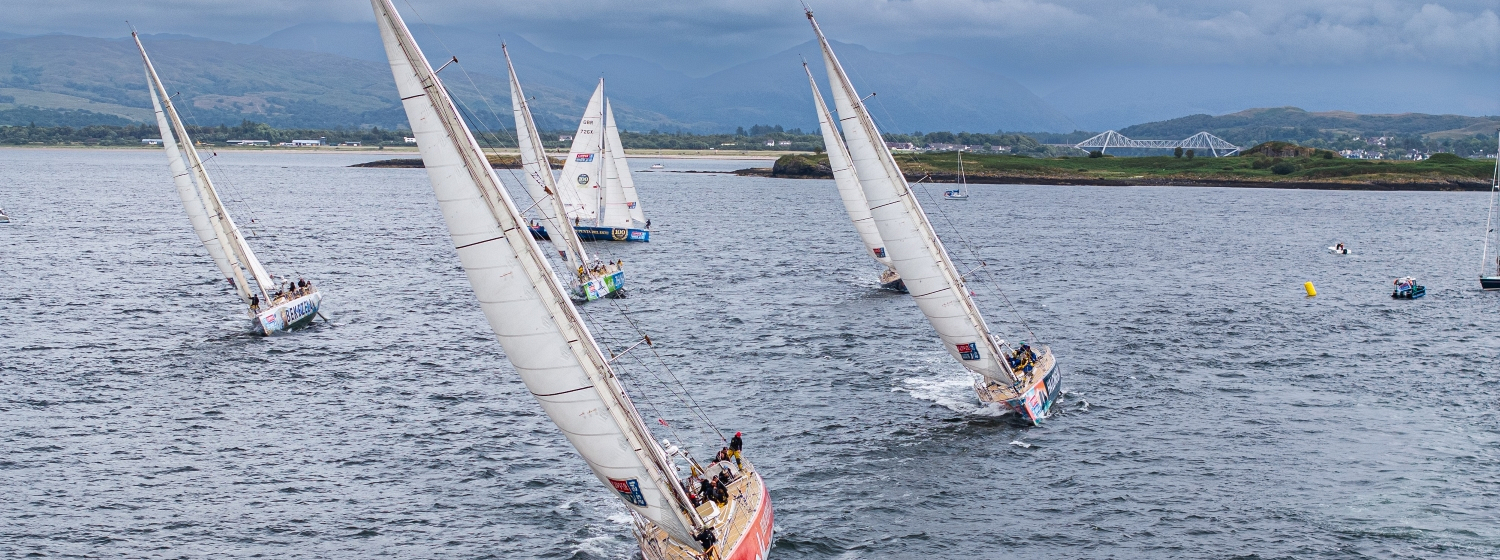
[529,224,550,240]
[576,225,650,242]
[1482,276,1500,290]
[253,291,322,335]
[1392,286,1427,299]
[638,470,774,560]
[1003,362,1063,425]
[571,270,624,302]
[878,268,907,293]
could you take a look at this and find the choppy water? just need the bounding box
[2,147,1498,559]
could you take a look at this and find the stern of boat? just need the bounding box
[576,225,650,242]
[1481,276,1500,290]
[570,269,625,302]
[252,290,323,335]
[976,346,1062,426]
[637,462,774,560]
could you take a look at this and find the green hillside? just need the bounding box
[761,148,1495,190]
[1117,107,1499,156]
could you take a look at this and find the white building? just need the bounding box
[404,137,417,143]
[225,139,269,146]
[140,138,163,145]
[291,139,324,147]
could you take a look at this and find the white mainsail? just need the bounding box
[145,70,236,286]
[803,62,893,269]
[604,100,647,226]
[135,32,273,303]
[558,82,607,224]
[810,13,1014,385]
[371,0,703,548]
[504,45,588,273]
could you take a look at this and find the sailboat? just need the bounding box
[803,63,904,292]
[557,80,651,242]
[133,32,322,335]
[808,10,1062,424]
[504,46,624,301]
[370,2,773,558]
[1481,131,1500,290]
[944,152,970,200]
[0,207,10,223]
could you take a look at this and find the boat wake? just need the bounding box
[895,373,1012,417]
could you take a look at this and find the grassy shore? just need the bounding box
[751,152,1497,190]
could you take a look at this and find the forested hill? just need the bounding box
[1120,107,1500,145]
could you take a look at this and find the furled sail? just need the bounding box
[135,32,272,303]
[558,82,607,224]
[603,100,647,226]
[504,45,588,272]
[809,12,1013,384]
[370,0,702,548]
[803,62,893,269]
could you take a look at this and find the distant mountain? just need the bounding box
[264,23,1078,133]
[1118,107,1500,145]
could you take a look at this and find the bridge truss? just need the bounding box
[1075,130,1240,157]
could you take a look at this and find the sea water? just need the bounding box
[2,148,1497,558]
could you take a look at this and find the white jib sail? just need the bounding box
[603,100,647,226]
[504,45,588,272]
[371,0,702,548]
[558,81,607,225]
[811,12,1013,384]
[804,63,892,268]
[597,101,634,229]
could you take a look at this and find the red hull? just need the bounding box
[721,477,774,560]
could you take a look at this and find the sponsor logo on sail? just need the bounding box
[609,477,648,507]
[873,247,886,258]
[575,153,594,162]
[626,201,636,209]
[956,342,981,360]
[577,174,590,185]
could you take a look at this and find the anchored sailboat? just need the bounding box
[504,46,623,301]
[558,80,651,242]
[944,152,971,200]
[134,32,321,335]
[803,63,904,292]
[370,2,772,558]
[1481,131,1500,290]
[808,10,1062,424]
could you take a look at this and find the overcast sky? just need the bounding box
[4,0,1498,121]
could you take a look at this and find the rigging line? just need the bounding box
[603,295,726,443]
[174,100,292,280]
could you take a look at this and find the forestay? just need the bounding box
[371,0,702,548]
[810,12,1013,384]
[558,82,606,223]
[803,63,892,269]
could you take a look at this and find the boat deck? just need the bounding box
[637,461,773,560]
[975,347,1055,402]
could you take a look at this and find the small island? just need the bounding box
[352,154,566,169]
[742,142,1494,191]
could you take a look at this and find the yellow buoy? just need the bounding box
[1304,281,1317,297]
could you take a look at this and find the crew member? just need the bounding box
[728,432,743,466]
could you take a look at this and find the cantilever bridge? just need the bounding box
[1075,130,1240,157]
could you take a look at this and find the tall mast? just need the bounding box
[370,0,704,548]
[503,44,589,271]
[134,32,267,303]
[808,10,1014,384]
[1485,130,1500,276]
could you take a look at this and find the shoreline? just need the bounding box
[734,168,1492,191]
[0,144,787,160]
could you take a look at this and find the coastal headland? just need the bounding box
[743,147,1495,191]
